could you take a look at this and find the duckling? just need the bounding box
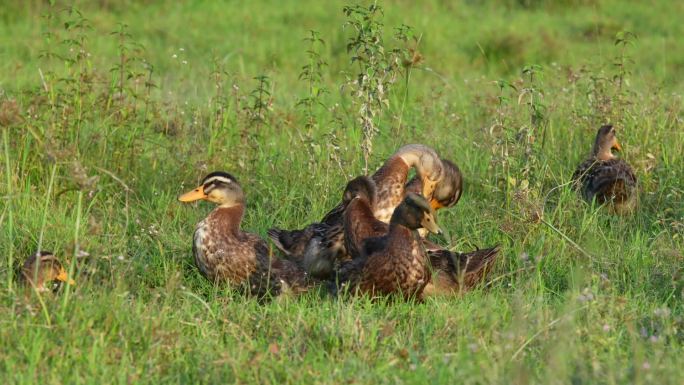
[269,144,461,279]
[20,251,75,292]
[335,193,442,300]
[341,177,499,294]
[178,171,310,299]
[572,125,637,214]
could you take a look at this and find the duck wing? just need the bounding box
[573,158,637,208]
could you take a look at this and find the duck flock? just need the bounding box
[21,125,636,301]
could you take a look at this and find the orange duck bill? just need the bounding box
[56,268,76,285]
[612,140,623,152]
[178,185,207,202]
[430,198,444,210]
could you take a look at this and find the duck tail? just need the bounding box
[267,227,311,257]
[455,245,500,274]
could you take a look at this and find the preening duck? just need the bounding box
[340,176,499,296]
[268,144,463,280]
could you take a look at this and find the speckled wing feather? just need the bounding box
[331,236,387,296]
[573,158,637,205]
[242,236,314,299]
[424,246,500,296]
[267,225,316,258]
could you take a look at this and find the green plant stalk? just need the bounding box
[61,190,83,315]
[37,164,58,254]
[3,129,15,291]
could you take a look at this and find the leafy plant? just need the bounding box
[343,2,403,173]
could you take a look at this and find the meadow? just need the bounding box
[1,0,683,383]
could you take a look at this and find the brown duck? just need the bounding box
[335,192,442,300]
[20,251,76,292]
[268,144,463,279]
[572,125,637,214]
[179,171,311,299]
[341,176,499,295]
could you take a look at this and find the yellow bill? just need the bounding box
[178,185,207,202]
[56,268,76,285]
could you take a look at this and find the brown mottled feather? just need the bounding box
[422,246,500,297]
[344,198,388,260]
[572,158,637,213]
[342,194,498,295]
[269,145,455,279]
[20,252,67,292]
[572,125,637,214]
[193,205,311,299]
[337,226,429,300]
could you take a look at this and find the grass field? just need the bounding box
[1,0,683,383]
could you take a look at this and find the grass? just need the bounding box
[1,0,683,383]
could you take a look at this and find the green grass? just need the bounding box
[1,0,683,383]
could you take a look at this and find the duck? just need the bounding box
[341,176,500,295]
[20,251,76,292]
[178,171,311,299]
[335,192,442,300]
[572,125,637,214]
[268,144,463,279]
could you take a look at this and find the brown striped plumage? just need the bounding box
[268,144,462,280]
[335,193,442,300]
[572,125,637,214]
[180,171,311,300]
[20,251,75,292]
[341,177,498,295]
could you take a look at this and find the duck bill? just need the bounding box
[612,140,623,152]
[421,215,442,235]
[430,198,444,210]
[56,268,76,285]
[178,185,206,202]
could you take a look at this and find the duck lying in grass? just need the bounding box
[178,171,312,299]
[20,251,75,292]
[572,125,637,214]
[268,144,463,280]
[338,176,499,298]
[335,192,442,300]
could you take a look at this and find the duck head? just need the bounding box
[178,171,245,207]
[592,125,623,161]
[21,251,75,292]
[391,193,442,234]
[430,159,463,210]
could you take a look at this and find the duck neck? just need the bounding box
[388,222,423,260]
[593,147,615,161]
[211,204,245,235]
[395,145,443,198]
[396,145,442,181]
[388,221,412,240]
[591,139,616,161]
